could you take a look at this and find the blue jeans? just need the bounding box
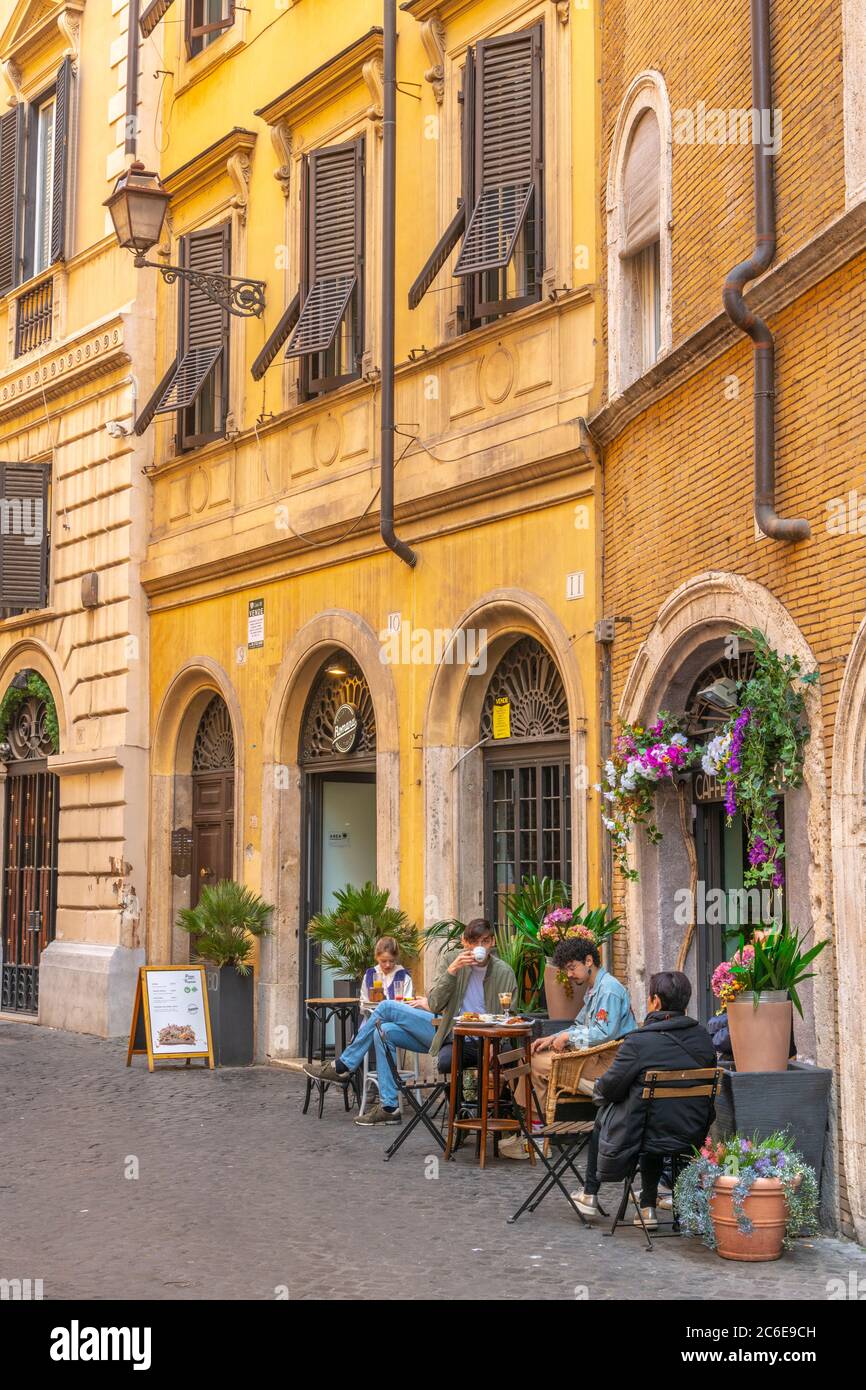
[339,1000,436,1109]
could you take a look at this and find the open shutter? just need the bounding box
[50,57,73,265]
[251,290,300,380]
[140,0,176,38]
[0,463,50,612]
[173,223,230,419]
[454,27,541,278]
[134,356,180,435]
[0,105,23,295]
[285,141,361,360]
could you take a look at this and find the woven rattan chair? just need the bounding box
[545,1038,623,1126]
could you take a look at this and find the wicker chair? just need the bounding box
[545,1038,623,1126]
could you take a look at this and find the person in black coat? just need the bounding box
[573,970,716,1229]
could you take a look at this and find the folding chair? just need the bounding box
[605,1066,721,1252]
[497,1046,598,1227]
[373,1018,449,1161]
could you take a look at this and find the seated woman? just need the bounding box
[360,935,414,1009]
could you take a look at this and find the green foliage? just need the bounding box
[176,880,273,974]
[730,627,818,888]
[307,881,421,981]
[731,921,829,1017]
[0,671,60,753]
[422,917,465,948]
[674,1131,819,1251]
[504,874,570,940]
[493,925,527,982]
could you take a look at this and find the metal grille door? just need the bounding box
[1,768,59,1013]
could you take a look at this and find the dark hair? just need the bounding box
[649,970,691,1013]
[463,918,495,944]
[551,938,600,970]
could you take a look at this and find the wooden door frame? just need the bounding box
[483,738,570,925]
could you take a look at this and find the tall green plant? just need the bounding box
[177,880,273,974]
[504,874,570,940]
[307,882,420,980]
[731,923,828,1016]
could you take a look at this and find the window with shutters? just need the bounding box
[409,25,544,329]
[133,223,231,448]
[0,57,73,314]
[607,77,673,395]
[285,138,365,400]
[0,462,51,619]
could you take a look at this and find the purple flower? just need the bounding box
[748,836,769,868]
[728,707,751,776]
[725,780,737,816]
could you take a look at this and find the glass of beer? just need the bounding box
[498,991,513,1021]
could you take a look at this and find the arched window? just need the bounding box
[607,73,672,394]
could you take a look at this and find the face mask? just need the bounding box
[472,946,488,963]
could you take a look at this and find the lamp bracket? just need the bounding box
[134,254,266,318]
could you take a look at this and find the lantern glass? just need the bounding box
[104,164,170,256]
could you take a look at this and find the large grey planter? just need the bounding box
[205,965,255,1066]
[712,1063,832,1189]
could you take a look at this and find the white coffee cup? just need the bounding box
[472,945,488,963]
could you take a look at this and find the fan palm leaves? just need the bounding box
[176,880,273,974]
[307,881,421,979]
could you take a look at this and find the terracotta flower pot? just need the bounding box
[710,1175,788,1261]
[727,991,792,1073]
[543,961,587,1021]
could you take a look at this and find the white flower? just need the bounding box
[602,816,616,832]
[603,790,615,802]
[702,732,732,776]
[604,759,617,787]
[670,732,688,747]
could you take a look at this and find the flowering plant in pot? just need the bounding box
[599,713,695,881]
[721,923,829,1073]
[674,1132,818,1261]
[528,902,622,1018]
[700,629,818,889]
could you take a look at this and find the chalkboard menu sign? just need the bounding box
[127,965,214,1071]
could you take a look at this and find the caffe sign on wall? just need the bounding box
[333,703,360,754]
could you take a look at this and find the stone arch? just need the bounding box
[147,658,244,965]
[617,573,833,1156]
[830,612,866,1242]
[0,639,71,753]
[422,588,588,932]
[259,610,400,1060]
[606,69,673,395]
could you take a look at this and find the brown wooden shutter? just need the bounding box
[140,0,175,38]
[0,462,50,612]
[0,105,23,296]
[251,290,300,380]
[454,26,542,278]
[165,223,230,414]
[133,355,179,434]
[50,57,73,265]
[285,140,362,359]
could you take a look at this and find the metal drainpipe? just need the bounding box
[380,1,417,567]
[722,0,810,542]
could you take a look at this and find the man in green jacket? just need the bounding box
[427,919,519,1073]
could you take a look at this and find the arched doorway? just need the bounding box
[480,636,571,924]
[190,694,236,907]
[299,651,377,1010]
[0,672,60,1013]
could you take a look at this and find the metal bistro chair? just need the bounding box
[605,1066,722,1252]
[359,1005,421,1116]
[497,1046,598,1227]
[373,1018,450,1161]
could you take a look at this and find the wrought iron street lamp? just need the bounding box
[104,162,266,318]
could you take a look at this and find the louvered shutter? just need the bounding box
[251,289,300,380]
[0,462,50,612]
[50,57,73,265]
[140,0,176,38]
[454,26,542,278]
[0,105,23,295]
[285,140,362,359]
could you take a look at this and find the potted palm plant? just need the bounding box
[307,882,421,994]
[176,880,272,1066]
[675,1132,818,1262]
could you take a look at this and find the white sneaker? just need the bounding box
[571,1190,599,1220]
[498,1134,530,1161]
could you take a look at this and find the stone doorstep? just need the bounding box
[0,1011,40,1025]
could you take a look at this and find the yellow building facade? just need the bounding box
[0,0,155,1035]
[138,0,603,1059]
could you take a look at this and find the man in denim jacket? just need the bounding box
[529,938,637,1116]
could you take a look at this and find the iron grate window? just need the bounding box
[454,182,534,278]
[14,279,53,356]
[285,274,356,359]
[154,345,222,414]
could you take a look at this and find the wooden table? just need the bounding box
[443,1022,535,1169]
[303,996,361,1117]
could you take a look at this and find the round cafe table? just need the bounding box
[443,1021,535,1169]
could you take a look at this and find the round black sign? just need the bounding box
[333,703,360,754]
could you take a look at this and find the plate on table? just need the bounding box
[456,1012,495,1024]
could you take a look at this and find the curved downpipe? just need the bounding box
[722,0,810,542]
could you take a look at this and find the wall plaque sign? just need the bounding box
[333,703,360,754]
[171,826,193,876]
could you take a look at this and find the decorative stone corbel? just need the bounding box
[227,151,253,224]
[270,119,292,198]
[552,0,570,22]
[420,17,446,105]
[363,56,384,137]
[2,57,22,105]
[57,10,82,71]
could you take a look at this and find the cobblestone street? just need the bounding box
[2,1020,865,1302]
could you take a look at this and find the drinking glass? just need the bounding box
[498,991,513,1021]
[394,978,406,1002]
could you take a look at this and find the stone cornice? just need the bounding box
[47,748,125,777]
[0,316,128,422]
[254,28,384,130]
[1,0,84,84]
[590,197,866,447]
[164,128,257,205]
